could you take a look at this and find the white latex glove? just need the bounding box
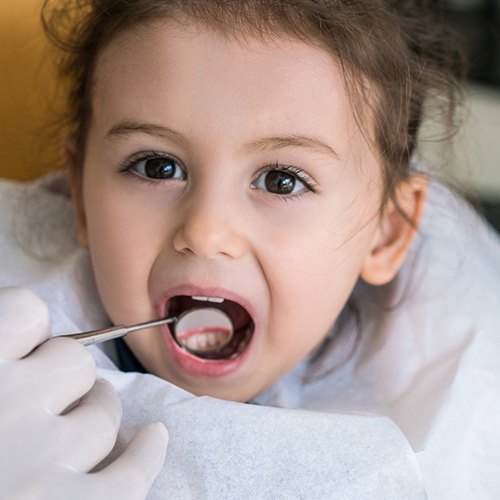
[0,287,168,500]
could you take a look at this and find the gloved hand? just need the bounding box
[0,287,168,500]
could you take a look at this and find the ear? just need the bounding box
[360,174,428,285]
[64,137,89,248]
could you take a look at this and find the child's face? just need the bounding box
[77,21,387,401]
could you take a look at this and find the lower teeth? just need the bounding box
[173,308,234,356]
[175,323,253,360]
[179,330,231,353]
[167,302,254,360]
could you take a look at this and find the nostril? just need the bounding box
[172,214,246,259]
[172,235,197,255]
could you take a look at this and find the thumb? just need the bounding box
[0,287,51,360]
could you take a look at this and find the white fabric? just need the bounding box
[1,172,499,498]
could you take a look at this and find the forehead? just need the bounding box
[89,20,368,159]
[95,19,338,76]
[94,21,344,100]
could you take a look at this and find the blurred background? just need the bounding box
[420,0,500,231]
[444,0,499,87]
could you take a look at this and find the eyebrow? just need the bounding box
[246,135,340,160]
[106,121,191,150]
[106,120,340,160]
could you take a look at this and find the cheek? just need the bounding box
[260,194,380,351]
[262,193,379,278]
[82,175,164,322]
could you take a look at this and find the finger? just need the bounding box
[91,422,168,499]
[4,468,90,500]
[16,337,96,415]
[0,287,50,360]
[54,379,123,473]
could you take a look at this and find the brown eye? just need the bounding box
[128,154,186,181]
[252,166,311,196]
[144,158,178,179]
[265,170,296,194]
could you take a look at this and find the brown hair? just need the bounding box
[41,0,465,207]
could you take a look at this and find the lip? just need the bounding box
[156,284,258,377]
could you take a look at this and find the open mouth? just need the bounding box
[167,295,255,360]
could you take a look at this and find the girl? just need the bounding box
[1,0,499,498]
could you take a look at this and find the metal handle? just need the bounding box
[58,317,176,346]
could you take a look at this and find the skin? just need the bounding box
[71,21,427,402]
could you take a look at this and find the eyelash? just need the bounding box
[118,153,318,196]
[253,162,318,197]
[117,151,185,186]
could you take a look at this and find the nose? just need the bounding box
[172,190,248,260]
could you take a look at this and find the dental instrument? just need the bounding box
[59,308,234,351]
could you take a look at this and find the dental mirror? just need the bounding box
[59,307,234,349]
[174,307,234,354]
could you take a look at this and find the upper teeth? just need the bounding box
[192,295,225,303]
